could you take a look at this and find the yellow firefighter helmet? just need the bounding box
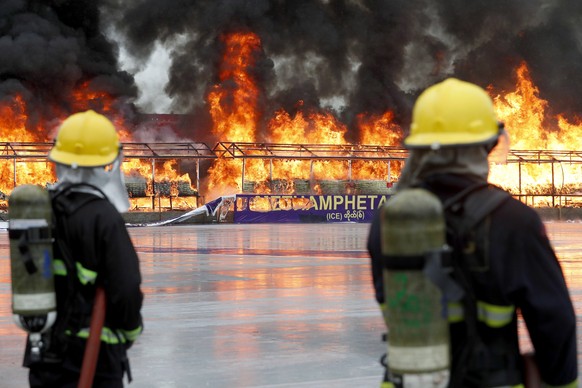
[48,110,120,167]
[405,78,500,149]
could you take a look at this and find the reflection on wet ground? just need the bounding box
[1,222,582,387]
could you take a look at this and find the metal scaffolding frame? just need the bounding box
[502,150,582,207]
[122,142,215,193]
[0,142,216,197]
[212,142,409,160]
[212,142,409,189]
[2,141,581,163]
[1,142,582,206]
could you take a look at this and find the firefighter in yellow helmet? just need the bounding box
[367,79,578,387]
[23,110,143,387]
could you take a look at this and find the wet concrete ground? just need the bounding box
[1,221,582,387]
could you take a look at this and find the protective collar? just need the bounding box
[53,153,130,213]
[397,146,490,191]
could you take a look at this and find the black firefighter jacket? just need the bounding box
[25,190,144,381]
[367,174,577,387]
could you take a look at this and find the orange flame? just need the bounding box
[206,32,262,197]
[355,111,403,181]
[490,62,582,205]
[5,32,581,210]
[267,106,350,183]
[0,96,55,194]
[0,86,195,210]
[205,36,582,205]
[205,32,401,197]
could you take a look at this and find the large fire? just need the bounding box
[205,32,403,199]
[0,31,580,210]
[489,62,582,206]
[0,86,194,210]
[205,32,582,206]
[0,95,55,193]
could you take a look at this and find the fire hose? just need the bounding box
[522,352,542,388]
[78,286,106,388]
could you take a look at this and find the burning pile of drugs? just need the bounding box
[124,175,199,211]
[125,181,198,198]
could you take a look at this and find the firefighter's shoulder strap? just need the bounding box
[442,182,511,232]
[51,183,105,217]
[442,182,512,387]
[48,183,105,346]
[50,182,105,281]
[413,183,512,309]
[50,182,105,264]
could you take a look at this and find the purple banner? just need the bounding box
[233,194,391,223]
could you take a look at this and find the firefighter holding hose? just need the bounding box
[13,110,143,387]
[367,79,577,387]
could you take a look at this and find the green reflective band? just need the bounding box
[67,327,127,345]
[379,303,386,313]
[446,301,514,327]
[447,302,463,323]
[120,326,143,342]
[76,262,97,285]
[477,301,515,328]
[543,379,579,388]
[379,302,389,324]
[52,259,67,276]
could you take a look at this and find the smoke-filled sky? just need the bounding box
[0,0,137,131]
[2,0,582,138]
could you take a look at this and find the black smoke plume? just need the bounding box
[3,1,582,140]
[0,0,137,134]
[104,0,582,139]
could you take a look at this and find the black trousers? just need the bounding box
[24,332,131,388]
[29,363,123,388]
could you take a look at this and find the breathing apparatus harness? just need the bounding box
[48,183,106,355]
[380,180,514,387]
[438,181,513,387]
[9,182,106,364]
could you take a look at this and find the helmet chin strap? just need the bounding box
[54,154,130,213]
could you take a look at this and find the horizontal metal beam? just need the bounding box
[1,142,582,164]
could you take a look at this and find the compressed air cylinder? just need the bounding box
[381,188,449,374]
[8,184,56,334]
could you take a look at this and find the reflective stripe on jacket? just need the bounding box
[53,258,143,343]
[66,326,142,345]
[447,301,514,328]
[53,259,97,285]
